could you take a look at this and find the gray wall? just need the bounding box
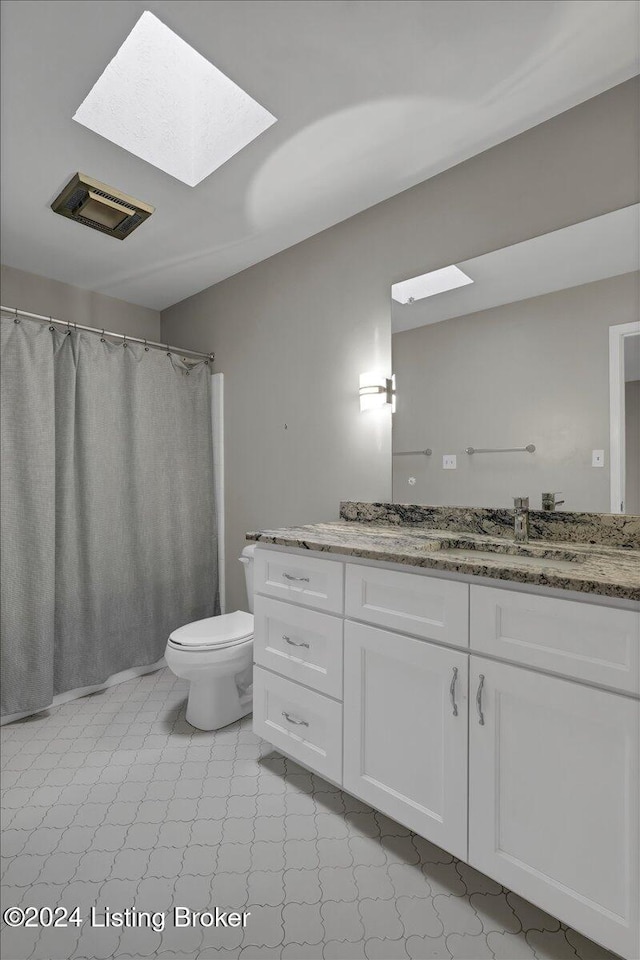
[162,79,639,612]
[626,379,640,515]
[1,265,160,339]
[392,273,639,512]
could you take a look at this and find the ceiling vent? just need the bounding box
[51,173,154,240]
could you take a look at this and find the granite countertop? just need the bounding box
[246,520,640,601]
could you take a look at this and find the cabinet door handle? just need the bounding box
[476,674,485,726]
[449,666,459,717]
[282,573,310,583]
[282,711,309,727]
[283,636,310,649]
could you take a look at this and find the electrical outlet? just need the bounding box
[592,449,605,468]
[443,455,457,470]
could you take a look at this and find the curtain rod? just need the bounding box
[1,305,215,363]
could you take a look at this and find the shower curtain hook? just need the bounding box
[100,329,106,342]
[49,316,55,332]
[123,334,128,348]
[66,321,72,336]
[144,338,149,352]
[166,344,171,357]
[13,307,20,324]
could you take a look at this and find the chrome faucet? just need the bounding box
[541,492,565,512]
[513,497,529,542]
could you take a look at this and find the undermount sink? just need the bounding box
[439,541,587,569]
[442,550,585,571]
[356,525,591,568]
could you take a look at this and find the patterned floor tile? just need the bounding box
[470,890,521,935]
[359,898,404,940]
[487,930,538,959]
[0,668,621,960]
[434,892,484,936]
[447,932,495,958]
[320,899,365,943]
[525,929,581,959]
[324,940,368,959]
[364,936,410,959]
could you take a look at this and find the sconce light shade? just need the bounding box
[359,372,396,412]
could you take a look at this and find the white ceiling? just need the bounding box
[391,205,640,333]
[1,1,638,312]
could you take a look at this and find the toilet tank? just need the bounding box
[239,544,257,613]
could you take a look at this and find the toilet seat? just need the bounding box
[168,611,254,652]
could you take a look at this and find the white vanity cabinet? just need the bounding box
[252,544,640,959]
[469,657,639,959]
[343,620,468,859]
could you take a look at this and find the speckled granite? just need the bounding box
[247,521,640,601]
[340,501,640,549]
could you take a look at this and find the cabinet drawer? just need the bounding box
[254,549,344,613]
[345,563,469,647]
[471,585,640,694]
[253,596,344,699]
[253,667,343,784]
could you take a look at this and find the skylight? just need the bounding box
[392,265,473,304]
[73,11,276,187]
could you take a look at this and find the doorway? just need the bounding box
[609,321,640,513]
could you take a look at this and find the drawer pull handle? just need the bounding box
[282,711,309,727]
[282,573,310,583]
[449,667,458,717]
[283,636,310,649]
[476,674,485,726]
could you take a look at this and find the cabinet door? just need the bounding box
[343,621,468,859]
[469,657,640,960]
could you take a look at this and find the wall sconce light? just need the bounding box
[359,372,396,412]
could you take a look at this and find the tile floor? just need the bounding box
[1,668,619,960]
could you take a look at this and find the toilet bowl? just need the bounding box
[164,544,256,731]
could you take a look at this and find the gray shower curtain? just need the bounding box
[1,316,217,718]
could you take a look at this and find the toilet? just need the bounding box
[164,544,256,731]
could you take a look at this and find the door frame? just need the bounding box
[609,321,640,513]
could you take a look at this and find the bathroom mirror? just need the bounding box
[391,205,640,513]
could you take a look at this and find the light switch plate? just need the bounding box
[443,455,457,469]
[592,449,605,467]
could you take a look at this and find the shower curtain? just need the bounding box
[0,316,218,718]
